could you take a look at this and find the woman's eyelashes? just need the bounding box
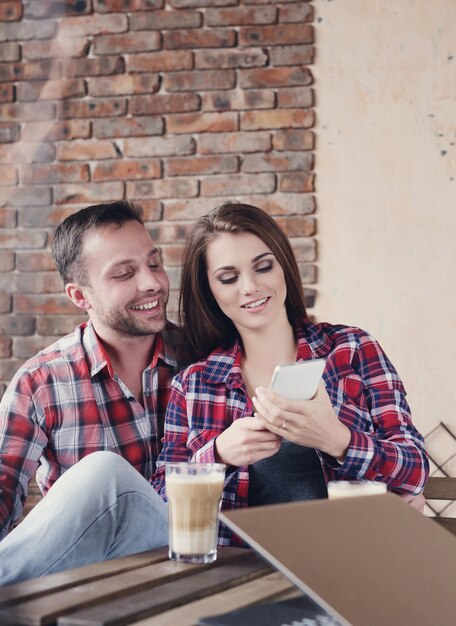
[217,261,274,285]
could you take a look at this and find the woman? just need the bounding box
[153,202,429,545]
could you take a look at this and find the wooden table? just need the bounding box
[0,547,300,626]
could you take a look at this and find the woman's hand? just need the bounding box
[214,416,282,467]
[252,381,351,461]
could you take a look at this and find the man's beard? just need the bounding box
[93,296,168,337]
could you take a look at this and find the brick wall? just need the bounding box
[0,0,316,392]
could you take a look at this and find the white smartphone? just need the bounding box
[269,358,326,401]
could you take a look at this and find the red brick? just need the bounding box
[0,123,20,143]
[16,79,86,102]
[54,182,124,205]
[277,215,315,237]
[291,237,317,262]
[159,243,185,266]
[241,109,315,130]
[165,155,238,177]
[0,102,55,122]
[168,193,315,220]
[148,222,191,243]
[124,136,195,157]
[170,0,236,5]
[58,14,127,38]
[127,178,198,200]
[94,0,164,11]
[201,173,275,197]
[279,172,314,193]
[92,117,164,138]
[0,251,14,271]
[0,2,23,21]
[297,263,316,284]
[0,337,12,358]
[202,89,274,111]
[279,3,313,23]
[195,48,267,70]
[16,250,55,271]
[273,129,315,151]
[277,86,314,108]
[22,39,90,60]
[0,43,20,62]
[164,69,235,92]
[65,56,125,78]
[240,23,313,46]
[12,272,63,294]
[205,6,276,26]
[56,140,118,161]
[0,210,16,228]
[167,112,237,134]
[0,229,47,249]
[0,186,51,208]
[126,50,193,73]
[255,193,315,216]
[240,66,313,89]
[0,359,23,381]
[13,336,57,359]
[18,206,81,228]
[21,163,90,185]
[24,0,92,18]
[36,315,87,336]
[0,60,58,82]
[130,10,201,31]
[164,29,236,50]
[130,93,200,116]
[271,45,314,66]
[0,315,35,336]
[0,142,56,164]
[93,32,161,55]
[0,165,16,185]
[92,159,161,182]
[0,83,14,103]
[25,120,91,141]
[58,98,127,119]
[88,73,159,97]
[0,294,12,314]
[0,20,56,41]
[242,151,313,173]
[135,199,163,221]
[198,131,271,154]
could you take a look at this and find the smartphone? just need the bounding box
[269,358,326,401]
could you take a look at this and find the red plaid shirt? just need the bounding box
[153,320,429,546]
[0,320,181,538]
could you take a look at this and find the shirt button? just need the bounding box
[145,389,151,397]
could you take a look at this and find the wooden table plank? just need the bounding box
[130,571,298,626]
[0,549,250,626]
[0,548,170,610]
[57,552,270,626]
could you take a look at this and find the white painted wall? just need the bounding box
[313,0,456,435]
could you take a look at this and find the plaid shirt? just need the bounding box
[0,320,181,539]
[153,320,429,546]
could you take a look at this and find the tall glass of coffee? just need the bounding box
[165,462,226,564]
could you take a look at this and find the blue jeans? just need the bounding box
[0,451,168,585]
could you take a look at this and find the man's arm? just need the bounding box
[0,370,48,538]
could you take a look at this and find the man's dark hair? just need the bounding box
[52,201,144,285]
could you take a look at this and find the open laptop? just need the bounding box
[220,493,456,626]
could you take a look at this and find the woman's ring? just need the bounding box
[281,419,286,429]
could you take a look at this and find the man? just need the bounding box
[0,201,182,582]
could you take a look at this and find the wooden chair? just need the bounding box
[424,476,456,535]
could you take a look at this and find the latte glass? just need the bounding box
[165,462,226,564]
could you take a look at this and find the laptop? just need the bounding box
[220,493,456,626]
